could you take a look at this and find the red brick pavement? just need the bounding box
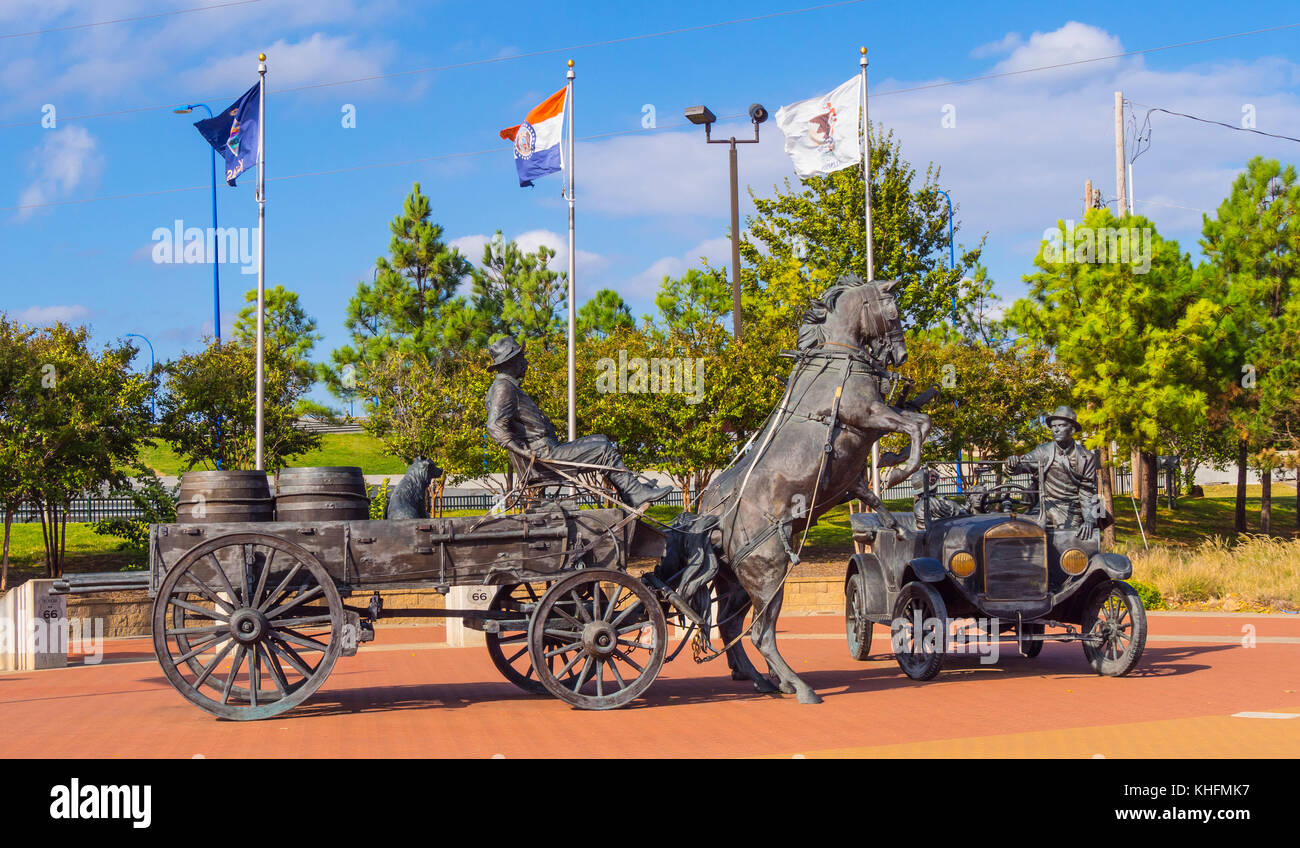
[2,613,1297,758]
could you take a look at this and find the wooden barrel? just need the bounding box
[177,470,274,524]
[274,466,370,522]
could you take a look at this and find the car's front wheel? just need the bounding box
[1082,580,1147,676]
[891,582,946,681]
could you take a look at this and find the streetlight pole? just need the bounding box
[935,188,966,490]
[125,333,156,418]
[685,103,768,341]
[173,103,221,342]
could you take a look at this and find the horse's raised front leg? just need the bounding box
[715,569,777,692]
[844,476,900,530]
[882,409,933,489]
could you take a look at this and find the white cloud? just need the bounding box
[629,237,733,298]
[989,21,1127,77]
[573,22,1299,310]
[181,33,391,94]
[14,304,90,324]
[971,32,1023,59]
[16,125,103,217]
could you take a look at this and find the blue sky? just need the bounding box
[2,0,1298,406]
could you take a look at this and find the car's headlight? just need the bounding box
[949,551,976,578]
[1061,548,1088,575]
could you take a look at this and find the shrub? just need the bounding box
[92,473,179,551]
[1126,579,1164,610]
[368,478,390,520]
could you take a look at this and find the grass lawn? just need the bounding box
[137,433,409,476]
[2,522,144,587]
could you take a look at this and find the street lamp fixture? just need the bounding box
[685,102,767,340]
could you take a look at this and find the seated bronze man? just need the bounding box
[1005,405,1104,539]
[484,336,673,508]
[910,468,970,530]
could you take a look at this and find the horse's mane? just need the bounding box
[797,274,868,350]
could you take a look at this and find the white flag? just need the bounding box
[774,76,862,178]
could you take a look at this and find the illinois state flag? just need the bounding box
[774,76,862,178]
[193,82,260,186]
[500,87,566,187]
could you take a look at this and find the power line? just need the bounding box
[870,21,1300,99]
[0,0,869,129]
[8,19,1300,211]
[1131,103,1300,144]
[0,0,262,40]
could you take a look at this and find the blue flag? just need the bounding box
[194,83,259,186]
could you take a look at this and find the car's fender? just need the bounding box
[846,553,891,618]
[1090,552,1132,580]
[905,556,946,584]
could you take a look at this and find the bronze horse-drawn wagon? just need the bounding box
[139,466,675,720]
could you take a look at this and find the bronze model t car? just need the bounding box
[844,465,1146,681]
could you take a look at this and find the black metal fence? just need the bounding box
[14,497,149,524]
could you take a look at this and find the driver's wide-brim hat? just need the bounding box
[487,336,524,368]
[1045,405,1083,432]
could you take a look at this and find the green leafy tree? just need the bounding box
[897,331,1072,466]
[13,324,153,576]
[235,284,330,417]
[0,316,38,589]
[1199,157,1300,532]
[739,126,988,331]
[156,339,320,472]
[577,289,633,338]
[1010,209,1218,536]
[323,182,474,399]
[467,233,567,349]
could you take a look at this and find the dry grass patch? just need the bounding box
[1130,535,1300,612]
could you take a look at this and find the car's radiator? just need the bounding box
[984,538,1048,600]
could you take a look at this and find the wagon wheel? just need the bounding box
[527,569,667,710]
[1082,580,1147,676]
[485,581,583,695]
[891,581,946,681]
[152,533,343,720]
[1018,622,1045,658]
[845,573,873,661]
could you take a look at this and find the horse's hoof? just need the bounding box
[797,690,824,705]
[752,678,780,694]
[778,681,797,695]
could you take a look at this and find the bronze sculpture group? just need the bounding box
[467,274,1109,705]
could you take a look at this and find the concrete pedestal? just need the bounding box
[1,580,68,671]
[446,585,493,648]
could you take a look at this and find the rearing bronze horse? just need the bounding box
[697,275,931,703]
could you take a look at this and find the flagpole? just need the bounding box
[861,46,881,500]
[565,59,576,442]
[255,52,267,471]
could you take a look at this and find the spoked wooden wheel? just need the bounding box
[486,581,583,695]
[1082,580,1147,676]
[527,569,666,710]
[152,533,343,720]
[846,573,873,661]
[891,581,947,681]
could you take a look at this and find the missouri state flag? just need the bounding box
[499,87,566,187]
[193,82,260,186]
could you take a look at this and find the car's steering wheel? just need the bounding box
[975,482,1035,515]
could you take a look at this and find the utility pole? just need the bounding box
[1084,179,1093,218]
[1114,91,1128,217]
